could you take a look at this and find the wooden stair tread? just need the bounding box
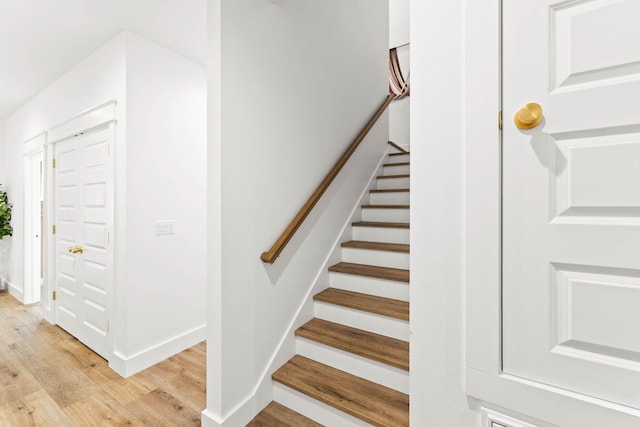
[383,162,410,167]
[369,189,409,193]
[296,318,409,371]
[361,204,409,209]
[247,402,322,427]
[314,288,409,321]
[352,221,409,229]
[329,262,409,283]
[389,152,410,156]
[273,355,409,427]
[341,240,409,253]
[377,174,409,179]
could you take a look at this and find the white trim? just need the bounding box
[481,408,540,427]
[465,1,640,425]
[7,280,23,302]
[110,324,206,378]
[21,132,47,153]
[49,119,117,145]
[201,399,258,427]
[48,100,116,143]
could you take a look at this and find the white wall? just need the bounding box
[410,0,481,425]
[2,33,127,304]
[389,97,409,148]
[390,0,410,48]
[205,0,389,425]
[2,31,206,377]
[114,32,207,375]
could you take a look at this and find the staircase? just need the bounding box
[249,150,410,426]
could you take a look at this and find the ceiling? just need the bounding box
[0,0,207,119]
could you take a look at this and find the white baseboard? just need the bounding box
[110,323,206,377]
[7,280,25,303]
[201,396,260,427]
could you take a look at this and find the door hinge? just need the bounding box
[52,291,57,301]
[52,158,56,168]
[498,111,503,130]
[52,225,56,234]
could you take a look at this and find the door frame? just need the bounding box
[47,101,117,359]
[464,0,640,425]
[22,133,47,306]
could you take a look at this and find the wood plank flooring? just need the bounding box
[0,291,205,426]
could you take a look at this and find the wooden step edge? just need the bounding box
[296,318,409,371]
[247,401,323,426]
[369,188,410,193]
[352,221,410,229]
[341,240,410,253]
[361,204,409,209]
[328,262,409,283]
[389,151,410,156]
[273,355,409,427]
[387,141,409,154]
[314,288,409,321]
[377,174,410,179]
[383,162,410,167]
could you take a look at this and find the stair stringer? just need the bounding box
[243,149,393,423]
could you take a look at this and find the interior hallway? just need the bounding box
[0,291,205,426]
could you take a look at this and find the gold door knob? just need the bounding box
[514,103,543,130]
[68,246,84,254]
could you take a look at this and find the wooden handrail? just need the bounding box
[388,141,408,153]
[261,94,394,263]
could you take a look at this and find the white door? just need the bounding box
[503,0,640,410]
[54,125,113,360]
[25,150,44,304]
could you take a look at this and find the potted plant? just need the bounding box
[0,187,12,240]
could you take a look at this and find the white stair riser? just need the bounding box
[382,164,409,175]
[369,191,410,205]
[377,177,410,189]
[352,226,409,244]
[386,154,410,164]
[361,208,409,222]
[330,276,409,302]
[274,384,371,426]
[340,248,409,270]
[314,302,409,341]
[296,338,409,394]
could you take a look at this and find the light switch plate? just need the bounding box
[156,220,175,235]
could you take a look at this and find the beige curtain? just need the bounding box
[389,48,409,99]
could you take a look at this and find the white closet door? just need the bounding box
[502,0,640,409]
[54,125,113,359]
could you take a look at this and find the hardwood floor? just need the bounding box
[0,291,206,426]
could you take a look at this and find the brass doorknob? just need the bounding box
[514,103,543,130]
[68,246,84,254]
